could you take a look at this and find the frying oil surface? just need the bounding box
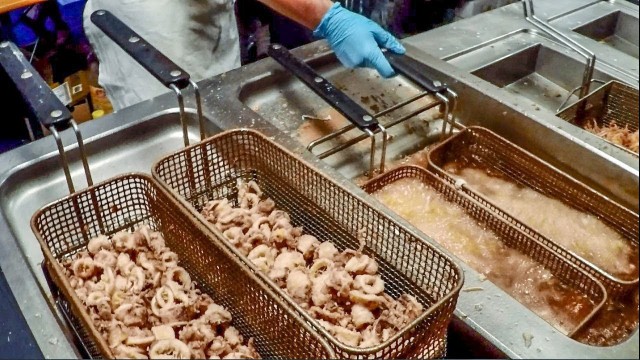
[443,166,639,346]
[449,167,637,279]
[373,178,595,336]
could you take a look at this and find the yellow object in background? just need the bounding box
[89,85,114,115]
[92,109,105,119]
[0,0,46,14]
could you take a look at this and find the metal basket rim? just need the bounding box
[30,172,337,359]
[361,164,609,336]
[151,128,465,355]
[427,126,640,287]
[556,80,639,157]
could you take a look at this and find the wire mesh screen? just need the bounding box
[43,267,103,359]
[428,126,639,298]
[31,173,335,359]
[362,165,607,337]
[152,129,463,359]
[557,81,639,155]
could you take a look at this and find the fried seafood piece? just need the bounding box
[61,226,260,359]
[584,119,639,153]
[200,180,425,349]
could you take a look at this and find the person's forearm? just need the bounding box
[258,0,333,29]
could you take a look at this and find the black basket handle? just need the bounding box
[384,52,447,94]
[0,41,72,129]
[268,44,378,132]
[91,10,190,90]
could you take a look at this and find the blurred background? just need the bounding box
[0,0,518,153]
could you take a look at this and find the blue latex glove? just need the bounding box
[314,3,405,78]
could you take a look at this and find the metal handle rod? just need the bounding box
[170,84,190,147]
[365,128,376,177]
[437,92,452,139]
[445,89,460,135]
[92,10,207,145]
[307,91,433,152]
[71,121,94,187]
[556,79,607,113]
[189,79,206,141]
[522,0,594,60]
[50,121,94,194]
[522,0,595,99]
[375,92,434,117]
[378,124,388,174]
[314,100,444,159]
[50,127,75,194]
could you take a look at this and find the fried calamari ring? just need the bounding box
[149,339,191,359]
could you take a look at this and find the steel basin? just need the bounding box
[0,105,220,357]
[446,30,621,112]
[546,0,640,78]
[573,10,639,58]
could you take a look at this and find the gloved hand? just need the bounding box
[313,3,405,78]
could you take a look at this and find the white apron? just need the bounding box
[83,0,240,111]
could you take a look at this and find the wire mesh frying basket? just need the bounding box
[428,126,639,298]
[31,173,335,359]
[152,129,464,359]
[557,80,639,156]
[362,165,607,337]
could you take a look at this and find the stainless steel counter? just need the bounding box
[0,0,638,358]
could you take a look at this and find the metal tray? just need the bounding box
[31,173,335,359]
[428,126,639,298]
[361,165,607,338]
[152,129,464,359]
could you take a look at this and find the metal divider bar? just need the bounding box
[522,0,596,108]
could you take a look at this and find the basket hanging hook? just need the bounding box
[50,121,94,194]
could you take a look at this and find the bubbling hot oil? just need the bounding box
[449,167,637,280]
[373,178,595,336]
[443,166,639,346]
